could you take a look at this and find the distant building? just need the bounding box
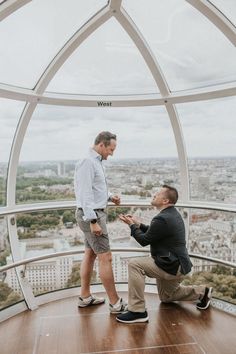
[57,162,65,177]
[197,176,210,199]
[5,240,74,294]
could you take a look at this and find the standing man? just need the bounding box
[116,185,213,323]
[74,131,127,313]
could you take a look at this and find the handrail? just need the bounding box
[0,248,235,273]
[0,200,236,216]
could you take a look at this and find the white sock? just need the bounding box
[112,298,121,307]
[82,295,92,300]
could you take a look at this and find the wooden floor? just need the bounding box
[0,292,236,354]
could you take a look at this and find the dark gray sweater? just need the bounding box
[130,206,192,275]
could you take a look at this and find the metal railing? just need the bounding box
[0,200,236,217]
[1,248,235,273]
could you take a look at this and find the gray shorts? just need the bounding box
[75,209,110,254]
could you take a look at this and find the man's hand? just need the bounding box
[119,214,140,226]
[90,222,103,236]
[111,195,120,205]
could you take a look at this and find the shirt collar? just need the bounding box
[89,147,102,161]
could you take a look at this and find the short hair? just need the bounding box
[94,131,117,147]
[162,184,178,204]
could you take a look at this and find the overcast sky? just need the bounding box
[0,0,236,162]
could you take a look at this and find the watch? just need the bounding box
[90,219,97,224]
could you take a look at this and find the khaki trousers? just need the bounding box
[128,256,205,312]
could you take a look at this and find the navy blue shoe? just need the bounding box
[116,310,149,323]
[196,287,213,310]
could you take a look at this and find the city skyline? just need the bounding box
[1,155,236,166]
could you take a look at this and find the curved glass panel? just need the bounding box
[0,0,107,88]
[15,208,80,295]
[16,206,177,295]
[47,18,158,95]
[0,217,24,310]
[211,0,236,26]
[0,98,25,206]
[9,206,236,306]
[187,208,235,264]
[184,260,236,305]
[177,97,236,203]
[17,105,179,203]
[186,207,236,311]
[123,0,236,91]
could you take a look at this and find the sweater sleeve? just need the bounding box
[139,223,149,232]
[130,216,167,247]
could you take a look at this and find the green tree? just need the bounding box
[0,250,10,266]
[212,265,232,275]
[2,292,21,308]
[62,210,76,224]
[107,207,130,222]
[0,282,12,301]
[17,211,61,239]
[182,269,236,304]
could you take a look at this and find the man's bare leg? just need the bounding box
[97,251,119,305]
[80,248,97,298]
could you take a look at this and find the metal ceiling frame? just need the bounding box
[0,0,235,310]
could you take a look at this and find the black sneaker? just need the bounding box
[196,287,213,310]
[116,310,149,323]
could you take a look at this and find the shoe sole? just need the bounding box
[78,300,105,308]
[116,316,149,323]
[196,287,213,310]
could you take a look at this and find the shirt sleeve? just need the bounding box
[107,192,113,201]
[74,159,97,221]
[130,216,167,246]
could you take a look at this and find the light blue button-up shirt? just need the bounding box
[74,148,111,221]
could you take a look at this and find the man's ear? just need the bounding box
[163,198,169,205]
